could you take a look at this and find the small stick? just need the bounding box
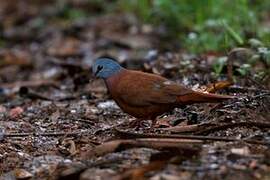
[112,160,167,180]
[3,131,81,138]
[161,124,201,133]
[0,80,58,89]
[164,121,270,134]
[194,121,270,135]
[114,128,269,145]
[227,50,234,83]
[227,86,270,93]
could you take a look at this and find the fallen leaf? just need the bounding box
[47,37,81,57]
[9,107,24,119]
[0,49,32,67]
[204,80,233,93]
[14,168,33,179]
[231,147,250,156]
[112,160,166,180]
[83,138,202,158]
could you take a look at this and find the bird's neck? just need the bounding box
[104,69,126,92]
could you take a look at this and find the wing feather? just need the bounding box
[115,71,193,106]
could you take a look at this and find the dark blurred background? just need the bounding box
[0,0,270,52]
[0,0,269,88]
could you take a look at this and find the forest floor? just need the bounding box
[0,1,269,180]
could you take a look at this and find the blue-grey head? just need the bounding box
[92,57,123,79]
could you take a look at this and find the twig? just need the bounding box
[161,124,200,133]
[3,131,81,138]
[194,121,270,135]
[83,138,201,158]
[252,92,270,99]
[161,121,270,134]
[227,50,234,83]
[0,80,59,89]
[246,76,267,90]
[50,58,88,69]
[227,86,270,93]
[112,160,167,180]
[74,118,96,125]
[19,87,54,101]
[164,121,270,134]
[114,128,269,145]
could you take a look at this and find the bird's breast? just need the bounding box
[113,98,173,119]
[104,70,125,94]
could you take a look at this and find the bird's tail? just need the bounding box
[177,91,234,104]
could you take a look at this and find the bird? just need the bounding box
[92,57,233,127]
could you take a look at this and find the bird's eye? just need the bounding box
[97,65,103,71]
[95,65,103,76]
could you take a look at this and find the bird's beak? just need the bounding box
[94,66,103,77]
[94,70,99,77]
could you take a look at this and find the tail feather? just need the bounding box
[177,91,234,104]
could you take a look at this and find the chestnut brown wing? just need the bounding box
[116,71,193,106]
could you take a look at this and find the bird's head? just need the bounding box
[92,57,123,79]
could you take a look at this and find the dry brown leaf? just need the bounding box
[0,49,31,67]
[83,138,202,159]
[67,140,77,155]
[102,32,152,49]
[13,168,33,179]
[0,79,58,89]
[204,80,233,93]
[112,160,166,180]
[47,37,81,57]
[162,124,200,133]
[9,107,24,119]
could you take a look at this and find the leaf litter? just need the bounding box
[0,1,269,180]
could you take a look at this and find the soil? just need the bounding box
[0,1,269,180]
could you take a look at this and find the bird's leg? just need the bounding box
[150,119,157,129]
[151,118,157,129]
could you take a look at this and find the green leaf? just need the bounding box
[213,56,227,75]
[221,20,244,45]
